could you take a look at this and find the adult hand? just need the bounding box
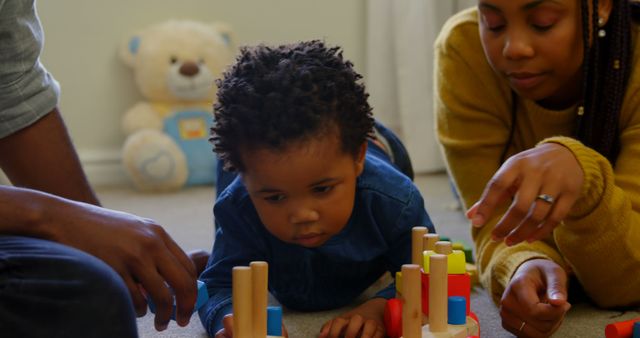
[319,298,386,338]
[500,259,571,337]
[48,199,197,331]
[467,143,584,246]
[215,313,289,338]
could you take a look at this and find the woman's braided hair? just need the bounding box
[576,0,636,164]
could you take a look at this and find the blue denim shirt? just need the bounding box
[199,149,435,335]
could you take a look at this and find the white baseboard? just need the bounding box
[0,149,127,188]
[79,149,129,187]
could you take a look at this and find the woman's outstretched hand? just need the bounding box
[467,143,584,245]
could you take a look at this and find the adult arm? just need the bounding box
[0,109,99,204]
[434,10,567,304]
[0,183,198,329]
[543,129,640,307]
[469,132,640,308]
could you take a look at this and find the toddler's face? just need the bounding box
[240,135,365,248]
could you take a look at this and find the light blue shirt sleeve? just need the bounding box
[0,0,60,138]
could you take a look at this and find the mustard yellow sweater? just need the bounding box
[435,7,640,307]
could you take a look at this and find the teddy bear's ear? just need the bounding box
[119,34,142,67]
[211,22,235,49]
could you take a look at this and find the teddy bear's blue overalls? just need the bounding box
[163,110,216,186]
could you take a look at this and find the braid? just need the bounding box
[576,0,633,164]
[577,0,598,140]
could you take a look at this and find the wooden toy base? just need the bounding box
[400,315,479,338]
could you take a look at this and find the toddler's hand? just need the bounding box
[214,314,233,338]
[319,298,386,338]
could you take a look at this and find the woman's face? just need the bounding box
[478,0,588,108]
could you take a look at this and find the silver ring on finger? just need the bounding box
[536,194,555,204]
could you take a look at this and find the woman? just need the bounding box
[435,0,640,337]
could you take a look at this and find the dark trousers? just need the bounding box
[371,120,414,181]
[0,236,138,338]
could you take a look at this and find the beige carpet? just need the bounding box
[96,173,639,338]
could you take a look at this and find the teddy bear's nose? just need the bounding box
[179,62,200,77]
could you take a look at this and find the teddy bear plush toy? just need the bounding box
[119,20,235,191]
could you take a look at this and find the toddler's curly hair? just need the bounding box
[211,40,374,171]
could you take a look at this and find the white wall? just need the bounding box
[36,0,366,186]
